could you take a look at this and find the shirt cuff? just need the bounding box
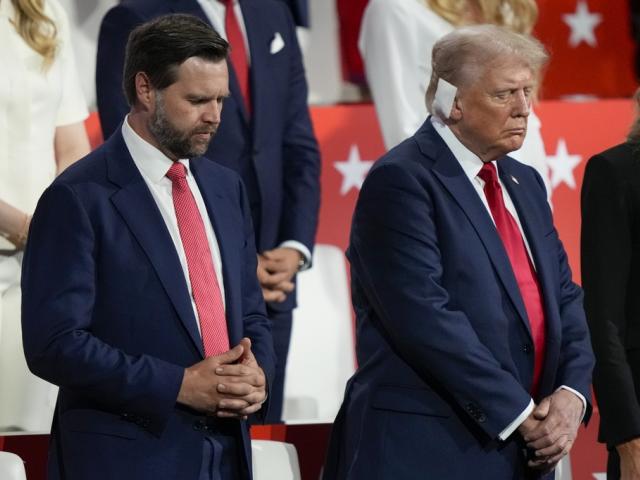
[499,399,534,441]
[557,385,587,422]
[279,240,312,271]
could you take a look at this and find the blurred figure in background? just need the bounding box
[582,87,640,480]
[359,0,551,200]
[0,0,90,432]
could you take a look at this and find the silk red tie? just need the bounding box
[166,162,229,357]
[478,162,546,394]
[220,0,251,113]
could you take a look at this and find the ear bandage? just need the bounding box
[432,78,457,120]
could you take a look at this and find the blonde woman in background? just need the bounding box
[359,0,551,200]
[0,0,89,432]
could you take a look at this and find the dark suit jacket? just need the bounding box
[323,120,594,479]
[277,0,308,27]
[96,0,320,312]
[21,130,275,480]
[582,142,640,448]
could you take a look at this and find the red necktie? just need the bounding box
[166,162,230,357]
[220,0,251,113]
[478,162,546,394]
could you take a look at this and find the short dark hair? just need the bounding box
[123,14,229,106]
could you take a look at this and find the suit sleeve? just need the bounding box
[21,184,184,437]
[235,178,277,412]
[349,164,532,439]
[96,6,144,139]
[277,4,321,254]
[581,153,640,446]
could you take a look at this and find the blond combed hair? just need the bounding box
[11,0,58,68]
[427,0,538,34]
[425,25,549,115]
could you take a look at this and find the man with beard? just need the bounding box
[96,0,321,423]
[21,14,275,480]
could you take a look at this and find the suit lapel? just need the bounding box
[190,159,242,347]
[240,0,269,138]
[106,131,205,358]
[417,123,532,338]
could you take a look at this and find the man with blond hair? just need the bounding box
[323,25,593,479]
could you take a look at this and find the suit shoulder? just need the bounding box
[372,136,430,173]
[587,142,636,170]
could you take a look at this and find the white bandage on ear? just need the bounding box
[432,78,457,120]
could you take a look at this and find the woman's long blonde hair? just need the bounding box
[427,0,538,34]
[10,0,58,67]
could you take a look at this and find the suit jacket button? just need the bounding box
[194,420,205,431]
[523,344,532,353]
[477,413,487,423]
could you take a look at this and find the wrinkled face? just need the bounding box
[452,58,535,162]
[148,57,229,160]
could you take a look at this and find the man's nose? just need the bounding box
[512,90,531,117]
[202,101,222,124]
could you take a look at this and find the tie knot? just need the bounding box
[166,162,187,183]
[478,162,499,186]
[218,0,232,6]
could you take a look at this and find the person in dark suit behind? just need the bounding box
[582,87,640,479]
[96,0,320,423]
[21,14,275,479]
[323,25,594,479]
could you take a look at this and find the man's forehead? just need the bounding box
[478,60,536,87]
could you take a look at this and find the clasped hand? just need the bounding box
[177,337,266,419]
[256,247,301,303]
[518,389,583,473]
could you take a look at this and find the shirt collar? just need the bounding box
[429,116,497,184]
[121,115,190,184]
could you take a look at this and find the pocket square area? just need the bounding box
[270,32,285,54]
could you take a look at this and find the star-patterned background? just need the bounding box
[535,0,636,99]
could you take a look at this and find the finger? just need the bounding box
[524,416,559,442]
[533,397,551,420]
[210,343,244,365]
[262,288,286,303]
[260,271,292,287]
[218,382,254,396]
[217,397,251,410]
[216,364,265,383]
[532,435,569,458]
[274,280,295,293]
[239,402,264,415]
[239,338,257,365]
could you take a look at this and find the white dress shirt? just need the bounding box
[431,117,585,440]
[195,0,312,267]
[122,117,226,334]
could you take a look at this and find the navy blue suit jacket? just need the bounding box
[323,120,594,479]
[96,0,320,312]
[21,130,275,480]
[277,0,308,27]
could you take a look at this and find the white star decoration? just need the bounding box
[563,0,602,48]
[546,139,582,190]
[334,145,374,195]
